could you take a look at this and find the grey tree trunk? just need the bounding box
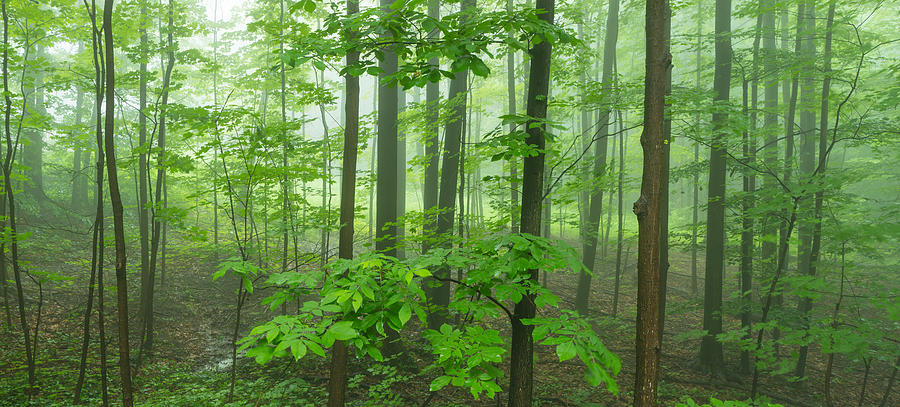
[699,0,731,374]
[575,0,618,315]
[427,0,473,330]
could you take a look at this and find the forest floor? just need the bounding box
[0,232,897,406]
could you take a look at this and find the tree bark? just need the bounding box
[575,0,617,315]
[699,0,731,374]
[508,0,553,404]
[427,0,473,330]
[102,0,134,404]
[2,0,36,394]
[422,0,440,254]
[633,1,669,405]
[794,0,819,378]
[327,0,359,403]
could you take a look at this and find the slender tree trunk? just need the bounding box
[279,0,289,274]
[397,90,407,259]
[613,110,625,317]
[2,0,36,394]
[739,11,762,374]
[507,0,519,233]
[575,0,617,314]
[102,0,134,403]
[427,0,472,330]
[759,0,779,356]
[633,1,669,405]
[23,45,44,200]
[508,0,553,404]
[0,0,9,331]
[691,0,701,296]
[795,0,822,378]
[137,0,152,361]
[657,4,672,347]
[376,0,398,259]
[422,0,440,254]
[326,1,359,403]
[700,0,731,374]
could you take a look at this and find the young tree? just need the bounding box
[102,0,134,404]
[2,0,36,395]
[699,0,731,375]
[326,1,360,403]
[575,0,617,315]
[508,0,553,404]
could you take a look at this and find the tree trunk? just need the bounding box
[508,0,553,404]
[376,0,399,258]
[575,0,617,315]
[633,1,669,405]
[23,45,44,199]
[102,0,134,403]
[507,0,519,233]
[397,90,407,259]
[613,110,625,317]
[326,0,359,402]
[137,0,152,361]
[758,0,779,355]
[657,4,672,348]
[739,11,762,374]
[700,0,731,374]
[2,0,36,394]
[422,0,440,254]
[794,0,818,378]
[427,0,472,330]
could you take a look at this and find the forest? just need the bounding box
[0,0,897,405]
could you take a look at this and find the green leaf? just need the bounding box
[556,340,576,361]
[290,341,307,360]
[329,321,356,341]
[429,375,452,391]
[306,340,325,357]
[243,275,253,294]
[313,60,327,71]
[398,303,412,326]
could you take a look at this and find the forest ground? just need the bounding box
[0,231,897,407]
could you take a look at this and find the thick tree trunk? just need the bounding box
[508,0,553,404]
[102,0,134,404]
[699,0,731,374]
[633,1,669,405]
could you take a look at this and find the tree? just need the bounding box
[326,0,360,403]
[427,0,474,330]
[575,0,617,315]
[376,0,398,258]
[508,0,553,404]
[102,0,134,404]
[422,0,440,255]
[2,0,36,395]
[699,0,731,375]
[633,0,669,405]
[136,0,152,360]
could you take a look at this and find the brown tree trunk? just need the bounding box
[633,1,669,405]
[102,0,134,404]
[327,1,360,403]
[508,0,553,404]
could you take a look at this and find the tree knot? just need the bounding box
[633,195,649,218]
